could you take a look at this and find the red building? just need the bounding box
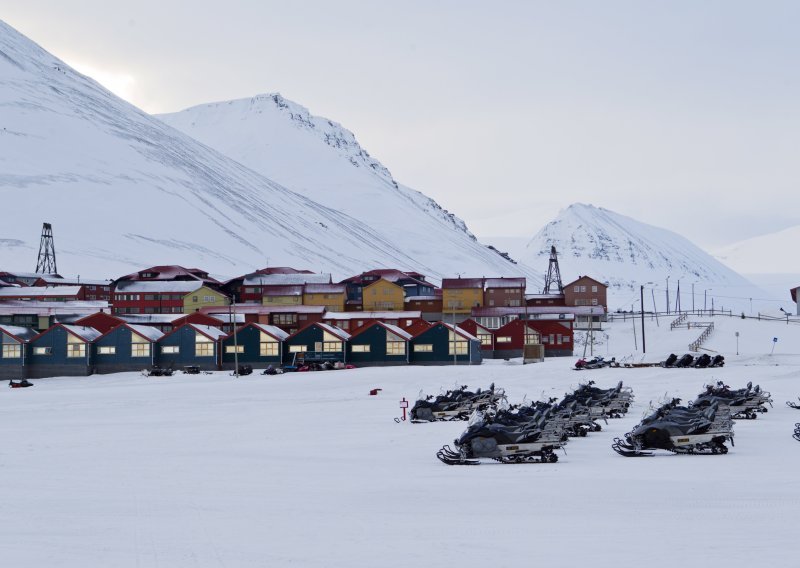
[457,319,495,350]
[483,277,526,308]
[115,265,221,286]
[0,285,87,302]
[239,272,331,303]
[322,310,431,335]
[223,267,314,302]
[33,275,112,301]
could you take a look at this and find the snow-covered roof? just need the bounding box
[0,286,83,297]
[203,305,325,315]
[441,278,484,289]
[189,324,227,340]
[0,301,109,318]
[249,323,290,341]
[471,306,601,317]
[484,277,527,289]
[441,322,479,342]
[243,273,331,286]
[0,324,38,342]
[120,314,185,324]
[304,283,346,294]
[125,324,165,342]
[114,281,206,294]
[526,293,565,300]
[61,325,103,342]
[261,285,304,296]
[0,278,20,287]
[378,322,413,341]
[323,311,422,320]
[315,323,351,341]
[405,296,440,302]
[37,275,110,286]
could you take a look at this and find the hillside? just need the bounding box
[0,20,534,284]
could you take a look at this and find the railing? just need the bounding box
[689,322,714,352]
[669,313,688,330]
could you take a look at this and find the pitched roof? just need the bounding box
[0,324,38,342]
[349,320,413,341]
[564,275,608,288]
[189,324,227,340]
[60,325,103,343]
[36,275,110,286]
[249,323,290,341]
[117,265,219,284]
[114,280,207,294]
[315,322,351,341]
[441,322,480,342]
[125,324,165,342]
[202,304,326,316]
[0,286,83,297]
[340,269,431,289]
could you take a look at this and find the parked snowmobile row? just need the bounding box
[786,398,800,410]
[661,353,725,368]
[692,381,772,420]
[410,383,506,422]
[437,381,634,465]
[612,396,734,457]
[574,356,618,370]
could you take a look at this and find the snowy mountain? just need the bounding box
[522,204,767,312]
[714,226,799,275]
[0,20,534,284]
[157,94,522,279]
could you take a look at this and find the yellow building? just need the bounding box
[362,278,404,311]
[441,278,484,314]
[303,283,347,311]
[262,285,304,306]
[183,285,229,313]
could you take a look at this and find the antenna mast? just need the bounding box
[542,245,563,294]
[35,222,57,274]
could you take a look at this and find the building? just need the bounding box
[0,285,87,302]
[303,283,347,311]
[483,277,526,308]
[347,321,412,366]
[441,277,484,317]
[0,301,110,330]
[112,281,229,315]
[201,305,326,335]
[156,324,227,371]
[0,271,49,287]
[261,285,304,307]
[33,275,112,301]
[223,267,314,302]
[239,272,331,303]
[409,322,482,365]
[115,265,221,287]
[361,279,405,311]
[457,319,495,351]
[221,323,289,369]
[321,311,428,334]
[284,323,350,365]
[28,324,102,377]
[491,319,544,359]
[93,324,164,374]
[564,276,608,310]
[792,286,800,316]
[526,293,566,307]
[526,319,574,357]
[340,269,436,309]
[404,294,443,322]
[0,324,38,379]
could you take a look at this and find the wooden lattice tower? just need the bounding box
[542,245,563,294]
[35,222,57,274]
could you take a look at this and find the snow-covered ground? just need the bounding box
[2,315,799,567]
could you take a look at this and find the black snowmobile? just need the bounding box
[794,423,800,442]
[612,398,733,457]
[410,384,505,423]
[693,381,772,420]
[692,354,712,368]
[709,355,725,368]
[660,353,678,368]
[786,397,800,410]
[437,411,563,465]
[675,354,694,368]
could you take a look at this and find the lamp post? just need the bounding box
[666,276,670,315]
[640,285,646,354]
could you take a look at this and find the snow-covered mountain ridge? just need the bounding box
[0,20,532,284]
[523,204,767,311]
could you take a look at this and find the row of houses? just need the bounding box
[0,318,485,379]
[0,267,609,324]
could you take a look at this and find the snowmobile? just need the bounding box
[8,379,33,388]
[562,380,634,419]
[410,383,505,422]
[574,356,615,370]
[692,381,772,420]
[692,353,712,368]
[660,354,678,368]
[437,410,564,465]
[675,354,694,368]
[709,355,725,368]
[233,364,253,376]
[786,397,800,410]
[143,366,173,377]
[612,398,733,456]
[794,423,800,442]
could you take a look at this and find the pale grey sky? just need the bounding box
[5,1,799,248]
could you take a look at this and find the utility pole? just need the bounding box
[632,303,638,351]
[692,283,695,314]
[666,276,670,314]
[230,300,239,377]
[640,285,646,354]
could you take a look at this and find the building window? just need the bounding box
[260,342,278,356]
[34,347,52,355]
[2,344,21,358]
[574,286,580,292]
[448,341,468,355]
[563,336,571,343]
[203,296,215,303]
[132,343,151,357]
[192,296,199,303]
[225,345,244,354]
[195,340,214,357]
[67,343,86,358]
[274,314,297,325]
[592,285,598,293]
[351,345,370,353]
[288,345,306,353]
[386,341,406,355]
[413,344,433,352]
[322,342,342,352]
[496,336,512,343]
[478,333,492,346]
[98,346,116,355]
[592,298,598,305]
[162,346,179,354]
[524,332,541,345]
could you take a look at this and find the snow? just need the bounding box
[60,324,102,342]
[114,281,207,294]
[0,21,531,284]
[188,324,227,340]
[124,324,165,342]
[1,314,799,566]
[0,285,83,297]
[523,203,771,313]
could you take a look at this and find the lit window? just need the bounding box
[225,345,244,354]
[496,336,512,343]
[288,345,306,353]
[386,341,405,355]
[98,346,116,355]
[260,342,278,356]
[162,346,179,354]
[1,344,21,358]
[351,345,370,353]
[132,343,150,357]
[67,344,86,358]
[195,343,214,357]
[413,344,433,352]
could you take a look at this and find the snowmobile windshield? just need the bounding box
[467,411,485,429]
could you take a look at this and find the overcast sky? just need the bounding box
[5,1,799,249]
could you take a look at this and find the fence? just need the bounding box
[689,322,714,352]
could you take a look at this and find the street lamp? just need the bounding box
[666,276,670,315]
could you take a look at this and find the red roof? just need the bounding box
[441,277,484,289]
[340,269,432,289]
[116,265,220,285]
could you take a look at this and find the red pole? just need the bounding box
[401,397,407,421]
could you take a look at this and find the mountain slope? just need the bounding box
[157,94,533,282]
[0,20,532,284]
[714,225,800,275]
[522,204,766,311]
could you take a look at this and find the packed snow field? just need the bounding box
[3,315,799,567]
